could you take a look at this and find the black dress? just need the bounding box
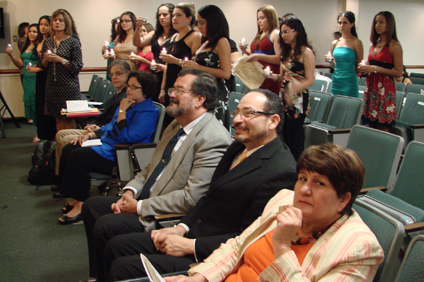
[151,36,172,102]
[42,36,83,117]
[194,51,229,129]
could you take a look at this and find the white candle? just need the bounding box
[150,59,157,71]
[327,51,332,62]
[184,57,188,61]
[360,60,366,66]
[109,49,115,57]
[241,38,246,46]
[104,50,109,57]
[264,66,271,77]
[7,43,12,50]
[130,51,135,57]
[46,49,51,54]
[161,48,167,55]
[27,62,32,68]
[104,40,109,47]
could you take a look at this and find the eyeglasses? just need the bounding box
[167,87,193,96]
[281,29,295,34]
[110,71,127,77]
[127,84,142,90]
[121,19,132,23]
[230,109,274,118]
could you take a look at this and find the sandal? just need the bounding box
[62,204,74,214]
[32,136,41,143]
[58,213,82,225]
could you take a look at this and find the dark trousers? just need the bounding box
[106,232,195,282]
[282,110,306,161]
[82,196,146,282]
[59,144,115,201]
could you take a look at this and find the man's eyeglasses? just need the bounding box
[230,109,274,118]
[127,84,142,90]
[167,87,193,96]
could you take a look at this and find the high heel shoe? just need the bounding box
[58,213,82,225]
[62,204,74,214]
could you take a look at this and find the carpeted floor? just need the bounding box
[0,120,91,282]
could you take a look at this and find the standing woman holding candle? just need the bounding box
[270,18,315,160]
[41,9,83,131]
[107,11,139,71]
[6,23,40,134]
[133,3,177,102]
[325,11,363,97]
[359,11,403,132]
[239,5,281,95]
[28,15,57,141]
[182,5,231,128]
[130,23,155,72]
[103,17,120,81]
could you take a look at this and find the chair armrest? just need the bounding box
[328,128,352,134]
[411,124,424,129]
[359,186,387,194]
[304,120,324,125]
[115,142,157,150]
[405,221,424,232]
[154,213,187,220]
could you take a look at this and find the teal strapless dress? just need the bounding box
[332,47,359,97]
[21,50,39,123]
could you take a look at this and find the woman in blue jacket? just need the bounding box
[58,71,158,224]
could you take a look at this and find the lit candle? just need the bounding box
[46,49,51,54]
[241,37,246,46]
[104,40,109,47]
[264,66,271,77]
[327,51,332,62]
[7,43,13,50]
[161,48,167,55]
[360,60,366,66]
[130,51,135,57]
[109,49,115,57]
[184,57,188,61]
[104,50,109,57]
[150,59,157,71]
[27,62,32,68]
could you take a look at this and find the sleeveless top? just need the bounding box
[151,36,173,65]
[137,49,154,72]
[114,37,139,71]
[165,30,195,91]
[251,34,280,95]
[332,47,359,97]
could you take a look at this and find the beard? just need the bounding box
[166,97,191,117]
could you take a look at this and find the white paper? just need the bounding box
[81,139,102,147]
[140,253,165,282]
[66,100,90,112]
[87,101,103,106]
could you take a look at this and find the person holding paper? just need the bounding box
[163,144,384,282]
[57,71,158,225]
[52,60,131,181]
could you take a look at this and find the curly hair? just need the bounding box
[128,71,157,99]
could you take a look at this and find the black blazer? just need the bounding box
[180,137,297,261]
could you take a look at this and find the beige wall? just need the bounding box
[1,0,423,117]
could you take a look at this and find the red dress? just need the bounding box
[137,49,154,72]
[362,45,397,125]
[251,34,280,95]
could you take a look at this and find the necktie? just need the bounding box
[137,127,185,200]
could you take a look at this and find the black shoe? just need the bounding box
[58,213,82,225]
[51,186,60,192]
[62,204,73,214]
[53,192,65,199]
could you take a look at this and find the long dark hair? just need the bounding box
[197,5,229,52]
[279,18,314,62]
[111,17,119,42]
[338,11,358,38]
[153,3,177,41]
[21,23,39,56]
[370,11,399,46]
[117,11,136,43]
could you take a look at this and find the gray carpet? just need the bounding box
[0,121,90,282]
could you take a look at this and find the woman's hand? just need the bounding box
[154,63,166,73]
[181,60,199,70]
[272,207,303,258]
[70,134,90,146]
[245,53,260,63]
[238,42,248,54]
[159,53,179,65]
[136,17,145,29]
[359,65,375,75]
[27,65,35,73]
[6,47,13,57]
[129,54,142,63]
[119,98,136,112]
[159,90,166,104]
[84,124,100,132]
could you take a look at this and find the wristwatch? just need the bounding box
[119,109,126,114]
[62,59,67,65]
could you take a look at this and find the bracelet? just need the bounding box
[119,109,126,114]
[11,56,15,61]
[374,66,378,73]
[160,90,166,93]
[179,59,182,67]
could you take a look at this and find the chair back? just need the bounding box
[347,125,404,189]
[227,92,245,136]
[391,141,424,209]
[405,84,424,95]
[395,82,406,92]
[96,79,110,103]
[87,75,100,97]
[234,75,248,94]
[308,91,333,122]
[309,79,327,92]
[409,77,424,85]
[324,72,333,79]
[398,93,424,125]
[410,72,424,79]
[395,235,424,282]
[102,83,117,104]
[353,201,405,282]
[326,95,363,129]
[359,76,367,86]
[152,102,165,143]
[395,91,405,119]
